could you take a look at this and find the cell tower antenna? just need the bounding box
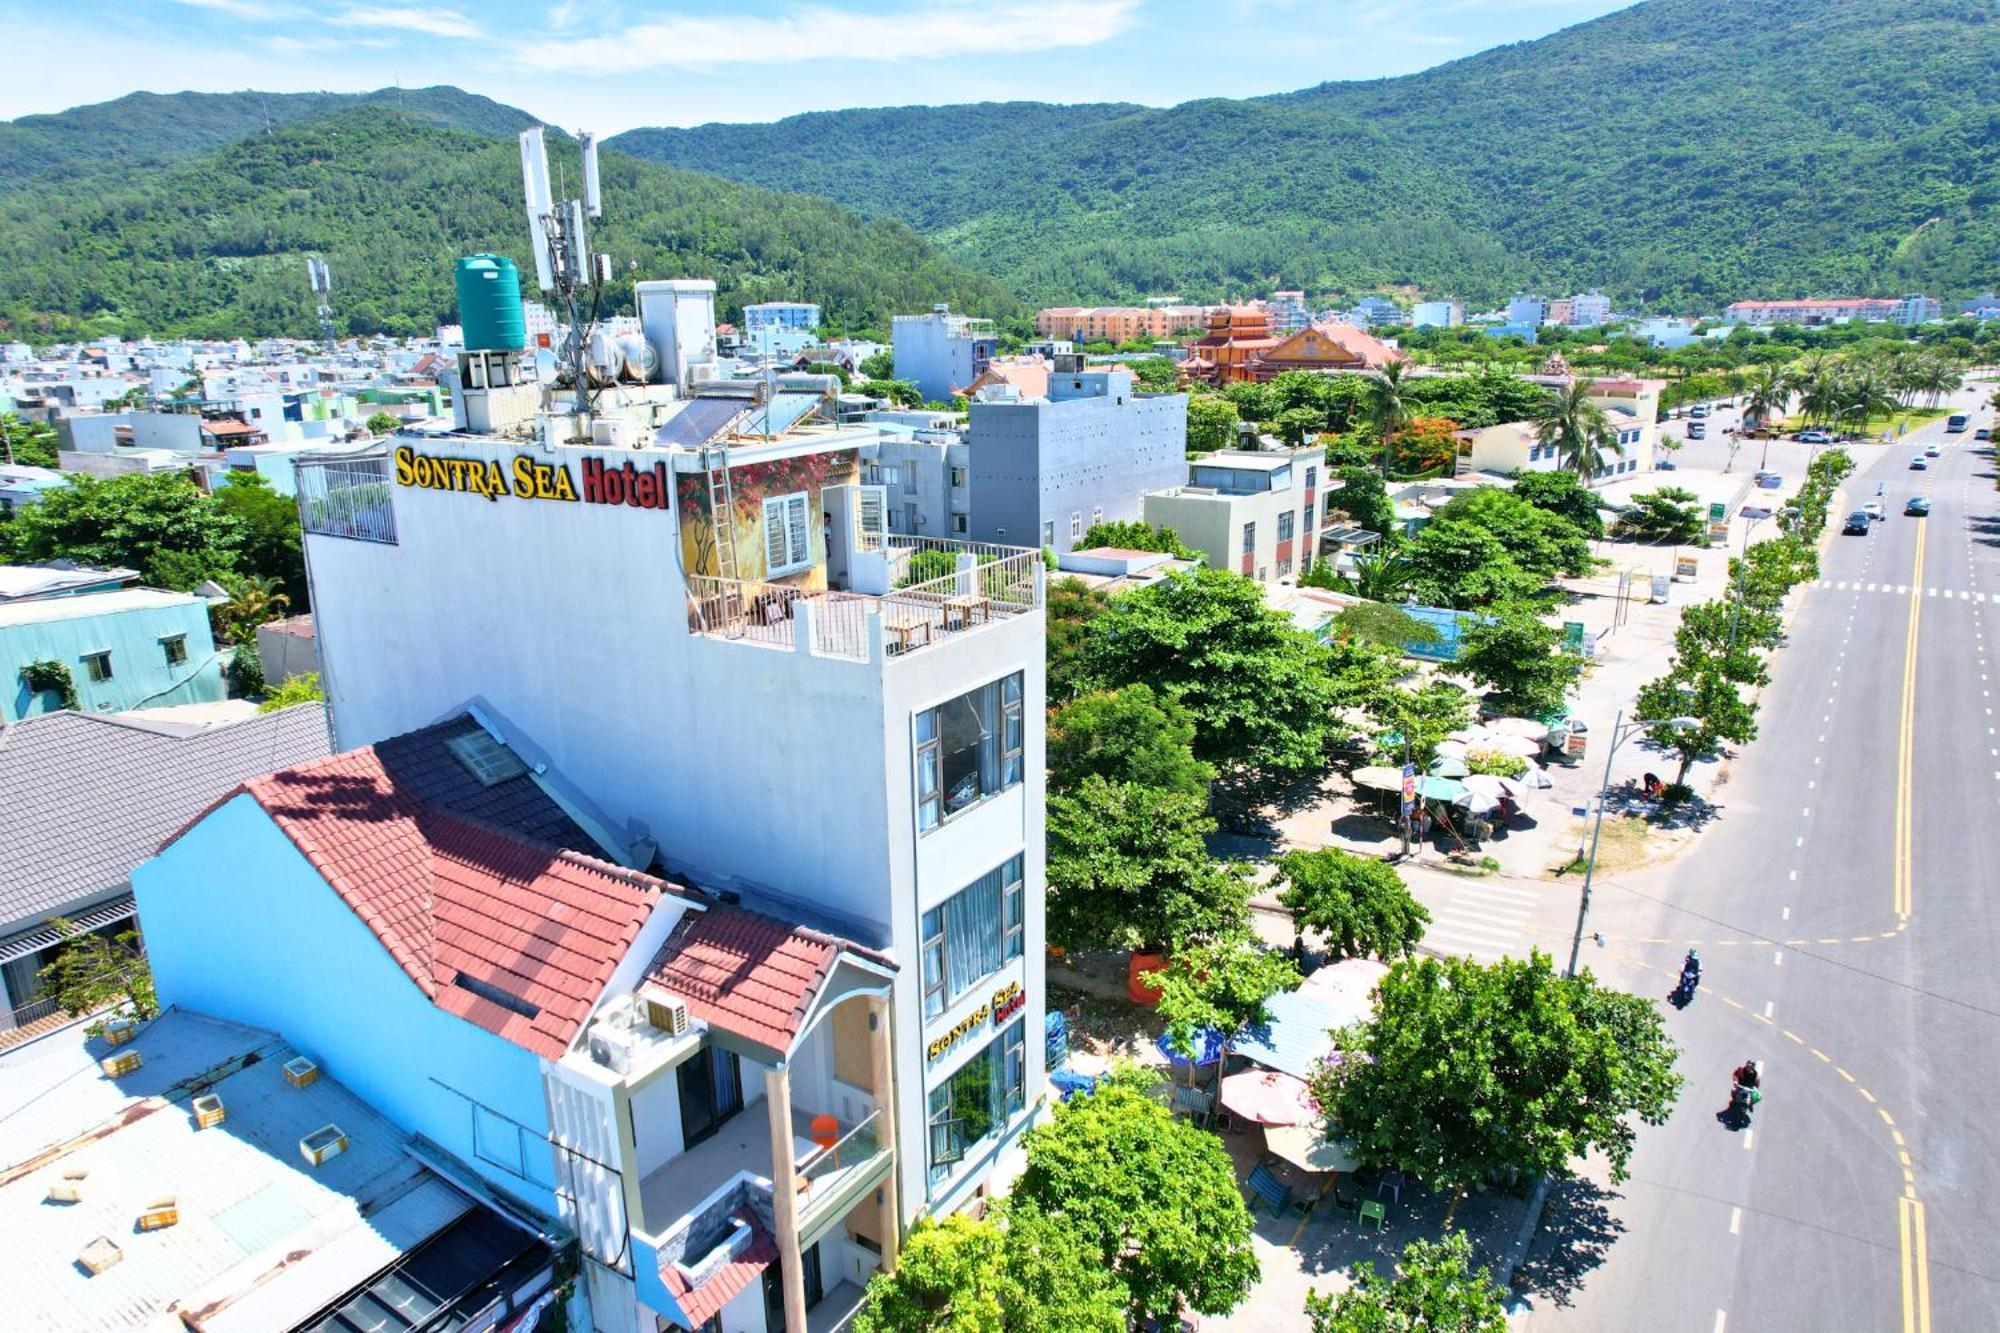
[306,255,336,346]
[519,126,613,421]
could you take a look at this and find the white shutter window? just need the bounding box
[763,491,812,575]
[857,485,887,547]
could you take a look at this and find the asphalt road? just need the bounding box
[1521,384,2000,1332]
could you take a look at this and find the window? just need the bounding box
[927,1017,1028,1190]
[949,466,967,488]
[1041,520,1055,548]
[160,635,188,667]
[1069,511,1082,541]
[952,513,968,534]
[762,492,812,575]
[1277,557,1293,578]
[1303,501,1315,533]
[915,673,1025,831]
[82,652,112,683]
[298,453,396,544]
[1091,505,1103,524]
[1304,465,1318,492]
[1277,511,1295,542]
[920,854,1025,1019]
[1241,521,1256,554]
[877,465,900,488]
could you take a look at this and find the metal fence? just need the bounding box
[296,452,397,544]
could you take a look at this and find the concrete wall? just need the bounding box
[133,794,563,1216]
[2,596,224,722]
[968,378,1187,553]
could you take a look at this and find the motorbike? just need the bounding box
[1729,1079,1761,1125]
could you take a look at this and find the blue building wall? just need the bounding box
[2,595,226,722]
[133,793,562,1218]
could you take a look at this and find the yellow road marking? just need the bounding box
[1781,1030,1805,1044]
[1810,1047,1833,1062]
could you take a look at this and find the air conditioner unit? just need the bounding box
[588,1027,634,1074]
[646,996,691,1037]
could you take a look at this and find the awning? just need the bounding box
[0,895,134,966]
[1228,990,1345,1081]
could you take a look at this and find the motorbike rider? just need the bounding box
[1681,949,1701,986]
[1734,1059,1761,1091]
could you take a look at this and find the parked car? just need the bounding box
[1658,457,1677,470]
[1797,429,1834,445]
[1690,404,1710,419]
[1906,496,1932,516]
[1688,422,1707,440]
[1754,471,1783,489]
[1910,456,1929,470]
[1843,510,1872,535]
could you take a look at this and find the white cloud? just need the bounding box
[518,0,1142,73]
[168,0,295,17]
[333,6,482,39]
[263,33,393,52]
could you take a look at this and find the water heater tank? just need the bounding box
[455,254,526,353]
[619,334,659,383]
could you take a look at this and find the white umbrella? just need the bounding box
[1297,958,1389,1025]
[1490,717,1550,742]
[1434,739,1470,759]
[1454,789,1502,814]
[1464,772,1528,801]
[1477,735,1543,759]
[1264,1123,1362,1174]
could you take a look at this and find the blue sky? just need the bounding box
[5,0,1631,132]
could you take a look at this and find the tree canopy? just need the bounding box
[1045,776,1249,954]
[1274,849,1430,961]
[852,1207,1126,1333]
[1451,609,1578,719]
[1048,685,1213,798]
[1305,1233,1508,1333]
[1,470,242,588]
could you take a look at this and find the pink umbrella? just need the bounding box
[1218,1069,1317,1127]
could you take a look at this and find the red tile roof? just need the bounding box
[643,905,893,1055]
[663,1212,777,1327]
[236,748,663,1059]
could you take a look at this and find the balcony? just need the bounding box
[686,536,1042,663]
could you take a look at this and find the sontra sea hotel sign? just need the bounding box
[394,444,671,512]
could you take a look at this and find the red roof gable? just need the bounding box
[643,905,893,1055]
[239,749,663,1059]
[662,1212,778,1326]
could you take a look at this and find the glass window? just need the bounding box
[952,513,969,534]
[916,673,1024,831]
[1304,465,1317,492]
[1070,511,1082,541]
[950,466,967,488]
[920,853,1025,1019]
[1241,521,1256,554]
[82,652,113,683]
[1303,501,1315,533]
[927,1017,1027,1190]
[1041,520,1055,547]
[762,492,812,575]
[160,635,188,667]
[1278,511,1295,542]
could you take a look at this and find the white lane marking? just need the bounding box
[1802,807,1811,817]
[1788,870,1798,881]
[1782,906,1791,920]
[1773,950,1785,966]
[1743,1130,1754,1152]
[1729,1205,1743,1235]
[1795,836,1805,847]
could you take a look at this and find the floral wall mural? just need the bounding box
[677,447,861,587]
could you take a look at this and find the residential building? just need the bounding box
[960,355,1052,402]
[1264,291,1311,334]
[1459,376,1662,483]
[290,370,1048,1329]
[1143,443,1327,583]
[966,368,1187,553]
[257,612,318,685]
[1482,322,1541,343]
[1634,316,1700,349]
[1568,291,1612,327]
[1723,298,1903,326]
[1506,295,1547,327]
[0,562,137,605]
[743,302,823,334]
[0,1008,564,1332]
[1411,299,1463,329]
[1545,299,1575,327]
[0,704,328,1035]
[1033,307,1208,342]
[1894,294,1940,325]
[0,581,228,721]
[1247,321,1404,380]
[0,463,68,517]
[864,427,970,538]
[892,305,997,401]
[1959,293,2000,321]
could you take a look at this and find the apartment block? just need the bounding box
[1143,443,1327,582]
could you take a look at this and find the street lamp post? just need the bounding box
[1566,710,1698,978]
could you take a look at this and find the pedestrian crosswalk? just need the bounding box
[1814,580,1988,601]
[1420,878,1541,963]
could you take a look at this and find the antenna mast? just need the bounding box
[519,127,611,423]
[307,255,336,346]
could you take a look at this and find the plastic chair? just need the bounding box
[1376,1169,1406,1204]
[1358,1200,1388,1232]
[810,1114,840,1155]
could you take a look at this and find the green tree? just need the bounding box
[1673,601,1773,683]
[858,377,923,407]
[363,411,400,437]
[1077,519,1195,558]
[1325,466,1398,537]
[853,1206,1126,1333]
[1305,1233,1508,1333]
[4,470,242,588]
[259,671,324,712]
[0,413,59,467]
[1149,934,1302,1058]
[1187,394,1241,455]
[1014,1079,1259,1325]
[1637,663,1758,787]
[1451,608,1578,716]
[1433,486,1593,579]
[1405,522,1543,609]
[227,638,266,696]
[212,472,308,606]
[1532,380,1622,479]
[1364,361,1412,475]
[37,919,157,1033]
[1314,951,1682,1191]
[1367,680,1473,772]
[1327,547,1419,602]
[1741,362,1790,432]
[859,349,896,380]
[1329,601,1439,653]
[1613,487,1704,545]
[1046,576,1109,702]
[1510,469,1604,538]
[1048,684,1213,797]
[1275,848,1430,960]
[1081,568,1338,780]
[212,572,291,646]
[1046,775,1250,954]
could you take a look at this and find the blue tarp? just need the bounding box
[1227,990,1345,1081]
[1155,1026,1227,1067]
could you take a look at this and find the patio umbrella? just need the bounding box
[1428,756,1470,778]
[1517,759,1555,789]
[1478,735,1543,759]
[1490,716,1550,743]
[1416,775,1468,801]
[1351,765,1405,792]
[1297,958,1389,1025]
[1454,789,1502,815]
[1219,1069,1317,1127]
[1155,1026,1226,1069]
[1463,773,1527,801]
[1263,1124,1363,1174]
[1434,739,1469,759]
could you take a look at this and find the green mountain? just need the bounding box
[0,86,538,194]
[609,0,2000,306]
[0,108,1019,340]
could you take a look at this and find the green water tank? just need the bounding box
[455,254,526,352]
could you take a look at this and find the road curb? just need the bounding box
[1497,1175,1551,1290]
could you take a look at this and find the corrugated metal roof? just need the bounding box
[1227,989,1343,1081]
[0,586,204,628]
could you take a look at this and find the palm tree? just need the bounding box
[1837,371,1899,439]
[1532,379,1622,481]
[1339,548,1419,602]
[1786,352,1838,426]
[1365,361,1411,477]
[1742,364,1790,433]
[214,574,290,646]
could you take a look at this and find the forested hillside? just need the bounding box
[0,109,1020,340]
[609,0,2000,306]
[0,86,536,194]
